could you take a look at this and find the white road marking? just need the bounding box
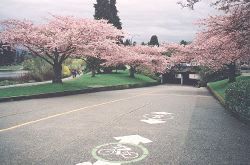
[141,112,174,124]
[152,112,169,115]
[114,135,152,145]
[76,160,120,165]
[140,119,166,124]
[0,90,157,133]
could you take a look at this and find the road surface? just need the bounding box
[0,85,249,165]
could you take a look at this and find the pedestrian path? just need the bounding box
[0,74,81,89]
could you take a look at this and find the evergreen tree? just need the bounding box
[109,0,122,29]
[94,0,110,20]
[0,42,3,65]
[0,42,16,66]
[124,39,132,46]
[180,40,188,45]
[94,0,122,29]
[93,0,123,74]
[149,35,159,47]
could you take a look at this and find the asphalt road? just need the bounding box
[0,85,250,165]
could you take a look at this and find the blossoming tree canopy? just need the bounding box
[0,15,124,83]
[162,43,196,68]
[79,40,126,77]
[191,6,250,82]
[130,45,169,73]
[119,45,168,78]
[179,0,249,11]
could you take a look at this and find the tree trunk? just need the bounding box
[228,62,236,83]
[97,67,102,74]
[129,67,135,78]
[103,67,113,74]
[52,62,62,83]
[91,67,96,77]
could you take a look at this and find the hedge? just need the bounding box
[225,79,250,119]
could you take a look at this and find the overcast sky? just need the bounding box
[0,0,217,43]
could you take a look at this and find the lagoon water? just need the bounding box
[0,70,29,80]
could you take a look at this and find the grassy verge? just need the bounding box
[207,76,250,100]
[0,71,156,98]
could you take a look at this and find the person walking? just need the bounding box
[72,69,77,78]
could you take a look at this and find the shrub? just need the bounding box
[23,59,34,70]
[225,79,250,119]
[199,66,229,86]
[102,65,126,74]
[62,65,71,78]
[137,67,160,81]
[65,58,85,70]
[21,58,54,82]
[0,80,17,86]
[17,73,34,83]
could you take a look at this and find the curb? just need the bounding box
[207,85,250,125]
[0,82,160,102]
[207,85,226,107]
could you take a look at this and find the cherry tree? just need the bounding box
[178,0,249,11]
[177,0,250,83]
[190,6,250,82]
[162,43,195,66]
[0,15,123,83]
[80,40,125,77]
[105,45,168,78]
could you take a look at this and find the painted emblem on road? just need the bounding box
[92,143,148,164]
[76,160,120,165]
[76,135,151,165]
[141,112,174,124]
[97,143,139,159]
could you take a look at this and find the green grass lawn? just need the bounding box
[0,71,156,98]
[208,76,250,99]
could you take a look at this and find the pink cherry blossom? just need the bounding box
[0,15,124,83]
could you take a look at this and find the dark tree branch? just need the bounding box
[24,45,54,65]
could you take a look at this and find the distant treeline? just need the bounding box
[0,41,27,66]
